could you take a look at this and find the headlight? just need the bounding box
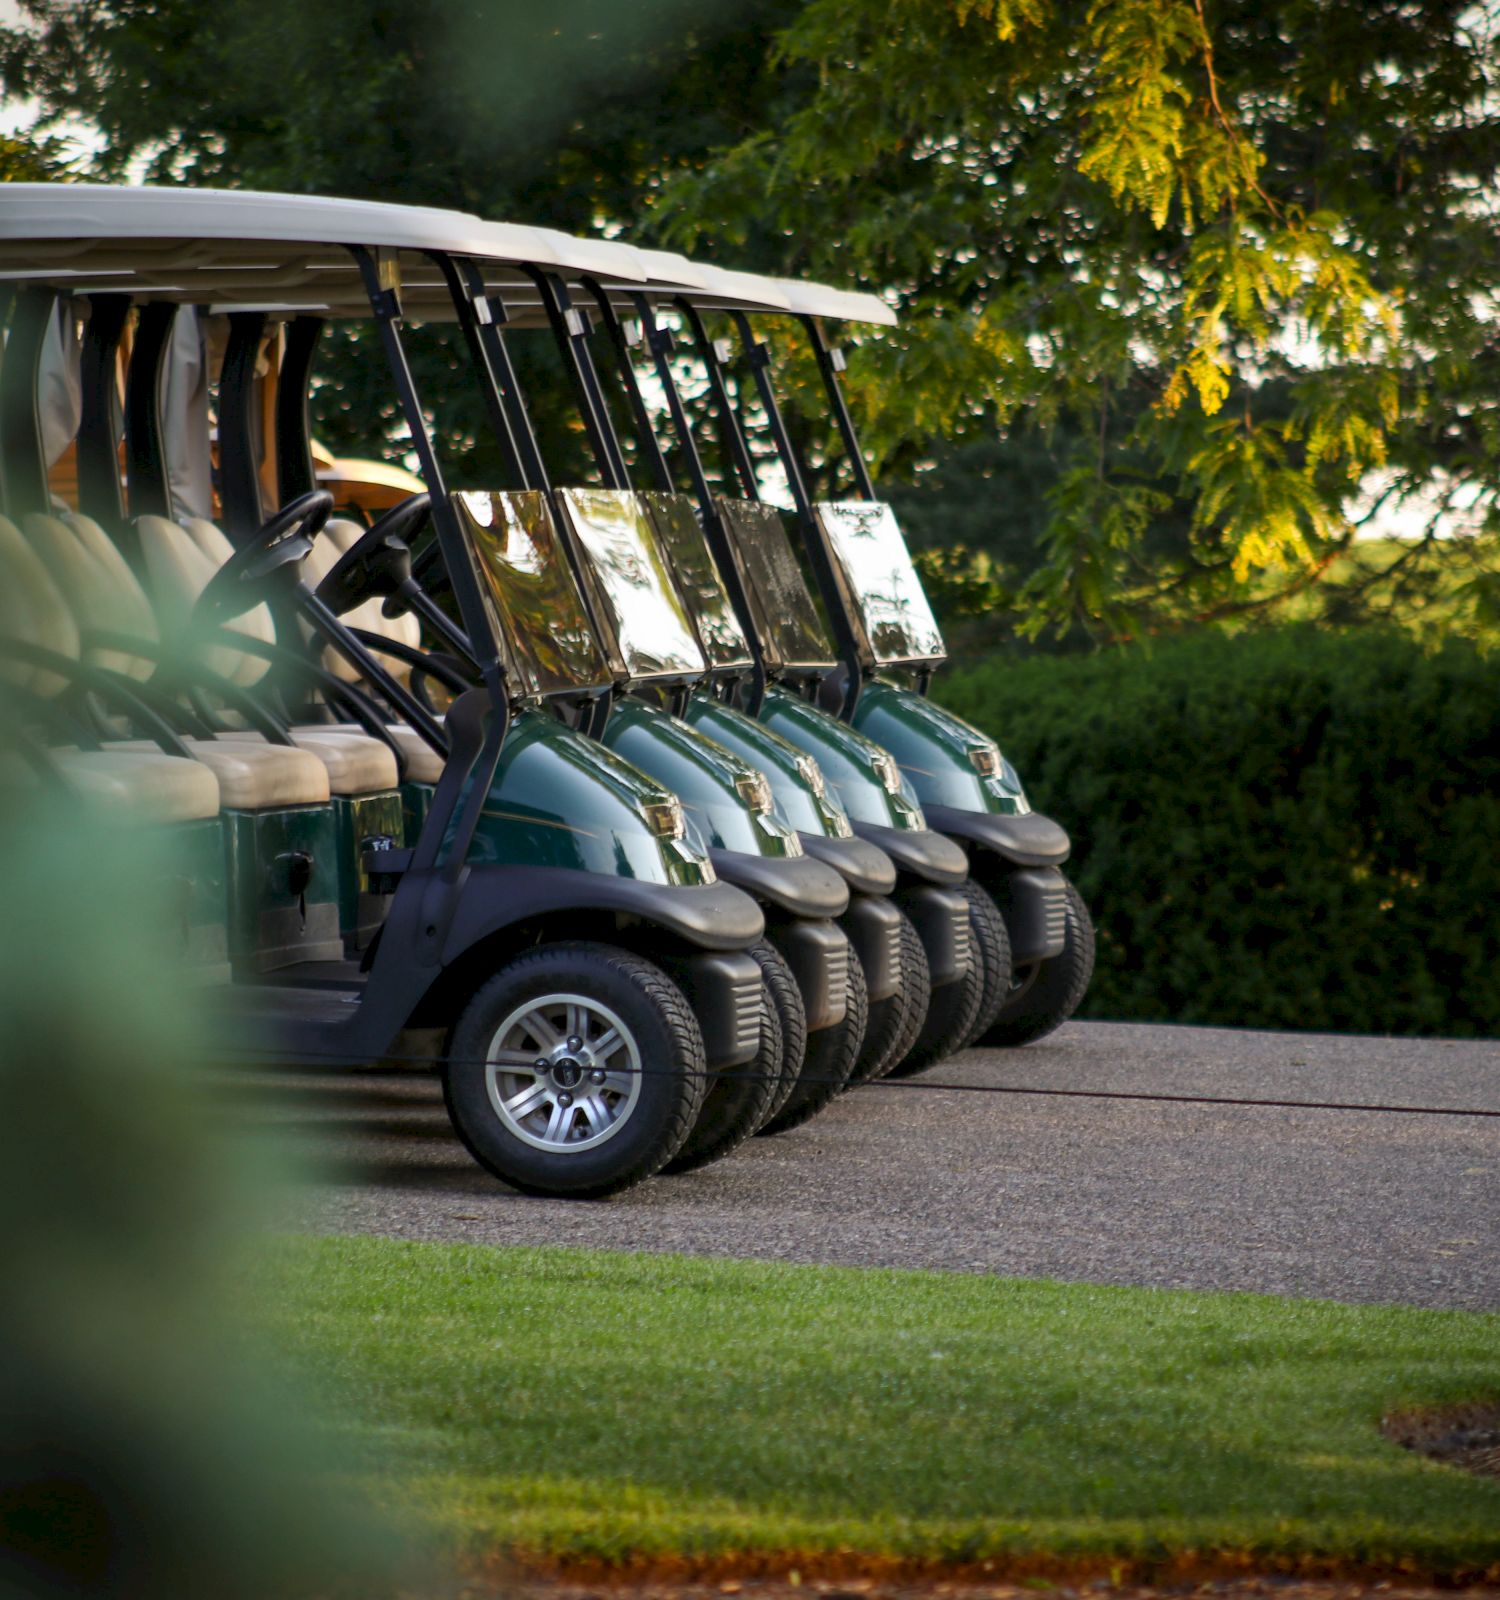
[794,754,827,799]
[641,796,687,839]
[968,743,1001,777]
[735,771,773,814]
[873,753,903,794]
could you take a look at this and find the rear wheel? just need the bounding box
[443,940,705,1198]
[980,880,1095,1048]
[662,977,783,1174]
[757,955,868,1135]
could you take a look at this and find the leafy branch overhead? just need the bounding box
[654,0,1499,638]
[5,0,1498,640]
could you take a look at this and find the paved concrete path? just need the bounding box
[233,1021,1500,1310]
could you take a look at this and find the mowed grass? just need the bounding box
[258,1236,1500,1576]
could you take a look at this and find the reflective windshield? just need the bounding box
[813,501,946,666]
[642,492,753,672]
[453,489,612,697]
[555,488,707,684]
[715,498,836,672]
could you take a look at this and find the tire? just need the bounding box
[757,952,868,1135]
[746,938,806,1128]
[851,906,929,1084]
[980,879,1096,1048]
[662,975,783,1174]
[957,878,1012,1047]
[887,924,984,1079]
[443,940,706,1199]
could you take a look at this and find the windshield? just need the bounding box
[555,488,707,684]
[453,489,612,698]
[643,492,753,672]
[715,498,836,672]
[813,501,946,667]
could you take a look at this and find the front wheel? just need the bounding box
[979,880,1095,1048]
[444,941,706,1198]
[757,954,868,1135]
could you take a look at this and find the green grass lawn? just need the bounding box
[258,1236,1500,1578]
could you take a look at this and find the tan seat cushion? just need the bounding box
[0,513,80,696]
[323,721,446,784]
[219,728,398,795]
[50,748,221,825]
[109,737,330,810]
[23,514,157,681]
[136,515,275,687]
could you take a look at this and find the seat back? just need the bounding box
[135,514,276,686]
[0,513,81,697]
[23,513,158,681]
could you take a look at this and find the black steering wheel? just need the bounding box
[196,490,333,621]
[314,493,431,618]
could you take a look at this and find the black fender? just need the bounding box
[988,865,1070,965]
[851,819,968,885]
[925,804,1071,868]
[710,849,850,919]
[799,831,897,897]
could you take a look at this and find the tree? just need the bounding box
[651,0,1500,641]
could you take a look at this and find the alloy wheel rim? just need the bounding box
[484,992,643,1153]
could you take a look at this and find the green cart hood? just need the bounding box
[601,697,803,860]
[457,708,716,886]
[850,679,1030,816]
[683,693,854,841]
[758,685,927,833]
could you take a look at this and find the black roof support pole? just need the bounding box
[456,259,551,494]
[581,280,674,495]
[634,292,768,713]
[353,244,510,888]
[276,316,323,505]
[215,311,268,542]
[76,294,131,538]
[351,248,505,704]
[520,265,627,490]
[121,301,180,524]
[0,289,57,519]
[802,315,877,502]
[429,255,530,493]
[729,310,865,717]
[677,301,760,502]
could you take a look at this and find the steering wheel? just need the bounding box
[196,490,333,621]
[314,493,431,618]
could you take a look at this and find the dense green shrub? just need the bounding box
[935,628,1500,1037]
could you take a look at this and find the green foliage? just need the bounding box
[262,1234,1500,1572]
[652,0,1500,640]
[935,627,1500,1035]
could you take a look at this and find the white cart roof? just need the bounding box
[0,183,648,313]
[609,252,895,326]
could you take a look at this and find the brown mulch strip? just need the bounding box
[1382,1403,1500,1480]
[458,1578,1500,1600]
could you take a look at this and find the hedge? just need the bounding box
[934,627,1500,1037]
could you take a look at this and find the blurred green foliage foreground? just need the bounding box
[263,1235,1500,1578]
[937,627,1500,1037]
[0,798,406,1599]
